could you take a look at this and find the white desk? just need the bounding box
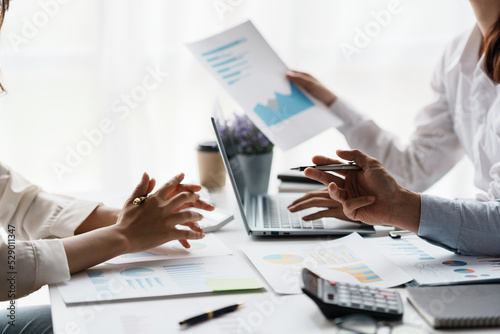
[49,187,498,334]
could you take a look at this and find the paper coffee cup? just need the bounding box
[197,141,226,190]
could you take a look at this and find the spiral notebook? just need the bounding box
[407,284,500,328]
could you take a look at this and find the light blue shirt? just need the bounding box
[418,194,500,255]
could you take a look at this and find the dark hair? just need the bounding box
[483,16,500,84]
[0,0,9,92]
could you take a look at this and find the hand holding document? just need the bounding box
[186,20,343,151]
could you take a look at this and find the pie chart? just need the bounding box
[263,254,304,265]
[442,260,467,266]
[454,269,475,273]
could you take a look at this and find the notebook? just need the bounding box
[407,284,500,328]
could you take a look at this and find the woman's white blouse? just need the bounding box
[331,25,500,256]
[0,162,100,300]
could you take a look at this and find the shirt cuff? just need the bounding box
[31,239,71,287]
[2,239,70,299]
[417,193,462,252]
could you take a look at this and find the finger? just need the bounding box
[289,198,339,212]
[146,178,156,194]
[311,155,343,166]
[180,222,204,233]
[328,182,347,203]
[302,209,341,221]
[179,239,190,248]
[174,200,215,213]
[169,210,204,225]
[125,172,151,205]
[286,73,315,90]
[167,192,200,212]
[172,229,205,241]
[155,173,185,200]
[336,149,377,169]
[286,70,314,79]
[304,168,345,187]
[288,189,329,207]
[165,184,203,200]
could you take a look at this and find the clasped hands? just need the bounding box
[113,172,215,254]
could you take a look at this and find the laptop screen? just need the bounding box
[211,117,251,232]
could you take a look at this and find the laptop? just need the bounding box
[211,117,375,236]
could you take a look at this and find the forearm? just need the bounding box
[388,187,421,232]
[62,225,128,274]
[74,206,120,234]
[418,195,500,256]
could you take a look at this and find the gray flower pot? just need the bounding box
[237,151,273,195]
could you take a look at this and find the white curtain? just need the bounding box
[0,0,477,198]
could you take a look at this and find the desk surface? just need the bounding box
[49,188,498,334]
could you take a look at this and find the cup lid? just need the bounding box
[197,141,219,152]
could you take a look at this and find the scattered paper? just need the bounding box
[106,233,232,264]
[186,20,342,151]
[241,233,412,294]
[206,278,263,292]
[368,235,500,286]
[57,255,262,304]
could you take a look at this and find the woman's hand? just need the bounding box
[286,71,337,106]
[303,150,421,232]
[113,173,208,254]
[287,188,353,221]
[63,173,211,274]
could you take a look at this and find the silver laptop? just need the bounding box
[211,117,375,236]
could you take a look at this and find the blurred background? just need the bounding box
[0,0,477,199]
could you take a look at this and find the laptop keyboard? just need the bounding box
[262,196,324,229]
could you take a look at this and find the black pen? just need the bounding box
[179,302,245,327]
[290,162,361,172]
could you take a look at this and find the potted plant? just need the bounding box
[218,114,274,195]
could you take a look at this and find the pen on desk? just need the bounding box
[290,162,362,172]
[179,302,245,327]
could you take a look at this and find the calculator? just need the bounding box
[301,268,403,320]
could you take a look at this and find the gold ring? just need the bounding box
[133,196,148,205]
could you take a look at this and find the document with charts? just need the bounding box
[368,235,500,286]
[106,233,232,264]
[186,20,342,151]
[57,254,263,304]
[241,233,412,294]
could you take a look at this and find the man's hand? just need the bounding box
[303,150,421,232]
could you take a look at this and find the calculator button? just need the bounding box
[379,291,396,298]
[328,282,337,286]
[327,294,334,301]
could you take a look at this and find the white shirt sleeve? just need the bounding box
[329,54,464,193]
[0,162,101,300]
[0,237,70,300]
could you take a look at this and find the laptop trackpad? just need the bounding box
[322,218,372,230]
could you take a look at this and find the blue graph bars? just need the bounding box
[201,38,251,86]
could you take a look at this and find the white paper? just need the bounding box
[106,233,232,264]
[57,255,260,304]
[241,233,412,294]
[368,235,500,286]
[186,20,342,151]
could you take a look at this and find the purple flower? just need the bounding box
[221,114,274,155]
